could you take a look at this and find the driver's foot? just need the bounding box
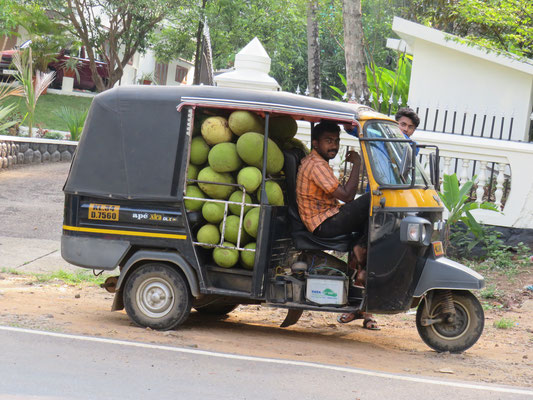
[353,269,366,288]
[353,244,367,267]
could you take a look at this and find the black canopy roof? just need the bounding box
[63,85,364,201]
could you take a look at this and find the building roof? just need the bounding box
[391,17,533,76]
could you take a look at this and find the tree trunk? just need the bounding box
[342,0,368,102]
[306,0,321,98]
[193,0,208,85]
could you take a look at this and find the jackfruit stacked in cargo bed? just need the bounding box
[185,110,307,270]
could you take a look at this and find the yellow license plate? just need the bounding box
[432,241,444,257]
[88,204,120,221]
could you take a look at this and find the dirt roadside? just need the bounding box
[1,270,532,388]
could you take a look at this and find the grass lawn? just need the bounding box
[4,93,94,132]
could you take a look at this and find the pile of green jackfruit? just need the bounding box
[185,110,308,270]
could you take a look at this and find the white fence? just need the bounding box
[294,122,533,229]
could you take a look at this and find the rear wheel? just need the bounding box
[416,290,484,353]
[124,263,192,330]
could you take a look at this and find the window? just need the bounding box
[175,65,188,83]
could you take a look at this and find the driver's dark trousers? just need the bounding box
[313,193,370,246]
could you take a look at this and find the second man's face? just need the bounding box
[397,116,416,137]
[313,131,340,160]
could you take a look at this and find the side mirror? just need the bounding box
[429,153,440,191]
[400,145,413,182]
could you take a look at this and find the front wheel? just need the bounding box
[124,263,192,330]
[416,290,484,353]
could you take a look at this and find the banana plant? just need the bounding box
[439,173,500,250]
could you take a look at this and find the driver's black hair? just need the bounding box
[311,121,340,142]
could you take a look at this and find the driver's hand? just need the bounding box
[346,150,361,165]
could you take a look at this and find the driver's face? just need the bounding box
[312,131,340,161]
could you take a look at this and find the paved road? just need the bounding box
[1,326,532,400]
[0,163,79,273]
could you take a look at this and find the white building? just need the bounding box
[387,17,533,142]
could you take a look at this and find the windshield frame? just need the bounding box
[361,119,431,190]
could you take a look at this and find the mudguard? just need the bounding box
[413,256,484,297]
[115,250,200,297]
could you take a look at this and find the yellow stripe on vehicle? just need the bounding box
[63,225,187,240]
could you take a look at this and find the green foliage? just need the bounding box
[451,0,533,60]
[53,106,88,141]
[42,131,64,140]
[394,0,532,60]
[366,53,411,112]
[439,174,499,246]
[480,285,501,300]
[493,317,515,330]
[12,47,56,137]
[4,93,92,132]
[34,269,105,285]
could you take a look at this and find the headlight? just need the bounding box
[407,223,421,242]
[400,216,432,246]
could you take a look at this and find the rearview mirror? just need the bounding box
[400,145,413,182]
[429,153,440,191]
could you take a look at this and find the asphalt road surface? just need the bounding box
[0,162,69,241]
[1,326,532,400]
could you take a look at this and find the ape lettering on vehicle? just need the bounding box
[88,204,120,221]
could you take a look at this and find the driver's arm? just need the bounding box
[332,151,361,203]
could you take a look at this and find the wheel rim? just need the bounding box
[136,277,175,318]
[430,299,471,340]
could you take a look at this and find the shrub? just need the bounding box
[52,106,87,141]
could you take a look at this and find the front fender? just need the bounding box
[413,256,484,297]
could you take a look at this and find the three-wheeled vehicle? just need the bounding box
[61,85,485,353]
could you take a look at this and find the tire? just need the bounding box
[195,303,239,316]
[124,263,192,330]
[416,290,484,353]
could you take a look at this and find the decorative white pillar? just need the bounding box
[476,161,487,203]
[494,163,506,209]
[214,37,280,91]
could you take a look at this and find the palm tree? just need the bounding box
[12,47,55,137]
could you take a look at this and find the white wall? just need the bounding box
[408,40,533,141]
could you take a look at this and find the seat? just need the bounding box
[283,148,357,253]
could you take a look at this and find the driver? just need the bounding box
[295,121,379,330]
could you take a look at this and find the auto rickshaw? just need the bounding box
[61,85,485,353]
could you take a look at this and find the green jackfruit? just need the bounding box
[201,116,233,145]
[237,166,262,193]
[187,164,199,181]
[208,142,242,172]
[228,190,253,216]
[197,224,220,248]
[197,167,235,199]
[236,132,284,174]
[269,115,298,142]
[258,181,284,206]
[220,215,251,245]
[190,136,210,165]
[240,242,256,270]
[184,185,206,211]
[202,201,225,224]
[243,207,260,238]
[228,110,264,136]
[213,242,239,268]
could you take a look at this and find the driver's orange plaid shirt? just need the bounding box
[296,150,340,232]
